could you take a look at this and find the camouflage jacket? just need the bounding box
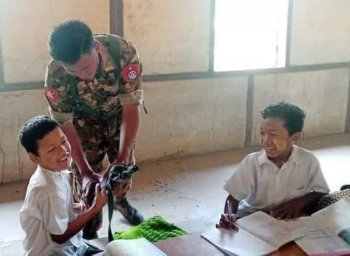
[44,34,143,124]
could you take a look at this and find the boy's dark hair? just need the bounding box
[19,116,60,156]
[261,102,306,135]
[48,20,94,65]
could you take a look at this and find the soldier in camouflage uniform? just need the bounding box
[44,20,144,239]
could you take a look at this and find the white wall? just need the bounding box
[0,0,109,83]
[0,91,48,183]
[0,0,349,183]
[290,0,350,65]
[252,69,349,145]
[124,0,211,74]
[137,78,247,161]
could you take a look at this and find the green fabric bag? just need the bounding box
[113,216,187,242]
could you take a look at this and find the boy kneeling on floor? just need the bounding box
[19,116,108,255]
[218,102,330,229]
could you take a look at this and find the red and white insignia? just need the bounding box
[45,87,58,104]
[122,64,140,83]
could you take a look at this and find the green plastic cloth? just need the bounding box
[113,216,187,242]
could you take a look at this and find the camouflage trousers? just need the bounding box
[71,117,134,236]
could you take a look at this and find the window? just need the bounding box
[214,0,288,71]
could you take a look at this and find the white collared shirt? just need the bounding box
[19,166,87,256]
[224,145,330,218]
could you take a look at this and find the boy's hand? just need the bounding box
[216,214,239,231]
[270,197,306,220]
[82,172,102,200]
[83,172,102,189]
[93,184,108,211]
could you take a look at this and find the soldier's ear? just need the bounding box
[94,40,101,54]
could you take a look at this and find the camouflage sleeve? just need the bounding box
[44,61,74,124]
[118,40,143,106]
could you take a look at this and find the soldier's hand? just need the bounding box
[89,171,102,183]
[101,164,114,180]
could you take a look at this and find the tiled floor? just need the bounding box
[1,134,350,255]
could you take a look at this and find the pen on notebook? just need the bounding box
[227,200,232,226]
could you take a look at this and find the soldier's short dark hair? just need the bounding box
[19,116,60,156]
[48,20,94,65]
[261,102,306,136]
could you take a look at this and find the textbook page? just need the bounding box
[312,196,350,245]
[295,217,350,256]
[201,227,277,256]
[236,211,307,248]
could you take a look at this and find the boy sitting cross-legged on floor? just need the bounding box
[218,102,330,229]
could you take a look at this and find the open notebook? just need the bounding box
[295,196,350,256]
[202,196,350,256]
[106,238,167,256]
[201,211,308,256]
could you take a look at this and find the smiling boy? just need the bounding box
[19,116,107,255]
[218,102,329,229]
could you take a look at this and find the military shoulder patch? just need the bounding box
[45,87,58,104]
[122,64,140,83]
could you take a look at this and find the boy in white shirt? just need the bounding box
[218,102,329,229]
[19,116,108,255]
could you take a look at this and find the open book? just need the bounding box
[295,196,350,256]
[201,211,308,256]
[202,196,350,256]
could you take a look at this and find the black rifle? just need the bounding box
[84,164,139,242]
